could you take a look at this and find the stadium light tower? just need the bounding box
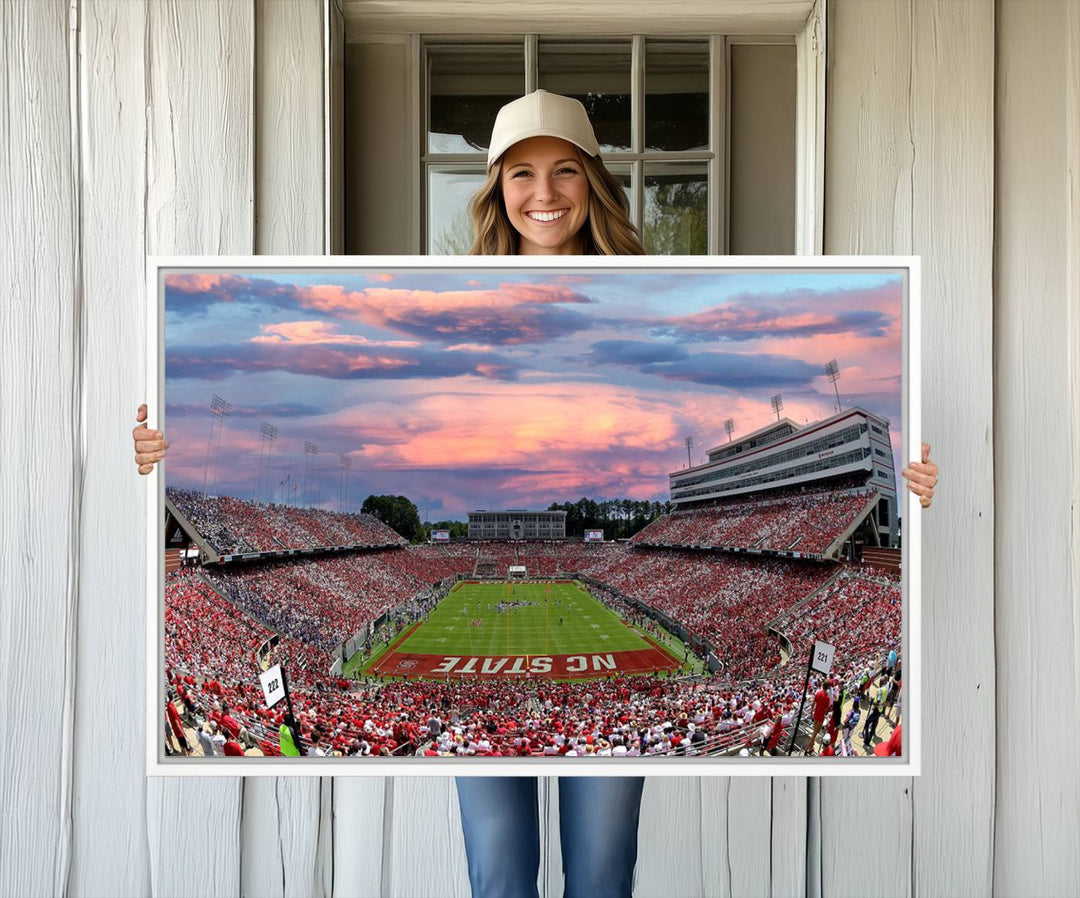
[202,393,231,498]
[684,435,693,468]
[724,418,735,442]
[770,393,784,422]
[340,454,352,513]
[302,441,318,507]
[259,421,278,504]
[824,358,842,413]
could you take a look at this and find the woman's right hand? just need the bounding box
[133,403,170,474]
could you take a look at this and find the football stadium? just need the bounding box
[162,406,904,761]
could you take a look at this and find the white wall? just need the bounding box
[824,2,997,893]
[994,1,1080,893]
[1,2,1077,897]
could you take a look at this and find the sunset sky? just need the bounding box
[163,268,904,520]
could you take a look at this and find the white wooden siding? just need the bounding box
[824,2,997,897]
[71,0,152,894]
[1,2,1077,898]
[246,4,332,897]
[0,2,78,896]
[994,1,1080,894]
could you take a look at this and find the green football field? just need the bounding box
[395,580,653,657]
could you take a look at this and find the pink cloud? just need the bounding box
[651,284,900,344]
[251,320,421,347]
[166,273,236,292]
[274,282,593,345]
[338,383,685,471]
[288,283,587,318]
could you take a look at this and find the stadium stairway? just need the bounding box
[764,569,846,632]
[822,490,884,560]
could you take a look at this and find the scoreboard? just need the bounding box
[584,529,604,542]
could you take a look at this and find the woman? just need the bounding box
[133,90,940,898]
[452,91,647,898]
[466,90,643,257]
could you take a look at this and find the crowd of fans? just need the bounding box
[163,489,902,759]
[200,547,481,649]
[631,488,875,556]
[584,549,836,679]
[778,570,902,676]
[514,541,559,577]
[167,487,405,554]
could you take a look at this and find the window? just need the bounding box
[421,35,795,255]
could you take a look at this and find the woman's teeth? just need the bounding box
[527,210,567,222]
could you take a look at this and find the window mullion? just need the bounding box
[417,37,427,254]
[525,34,537,93]
[708,35,725,256]
[631,34,645,233]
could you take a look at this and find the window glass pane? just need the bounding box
[645,40,709,152]
[538,40,631,153]
[643,163,707,254]
[428,44,524,154]
[604,162,634,221]
[428,167,487,254]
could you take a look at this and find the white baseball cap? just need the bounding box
[486,90,601,168]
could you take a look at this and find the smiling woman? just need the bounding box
[467,90,645,256]
[500,137,591,254]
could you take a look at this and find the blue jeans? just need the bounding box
[455,776,645,898]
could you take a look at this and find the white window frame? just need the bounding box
[400,0,825,256]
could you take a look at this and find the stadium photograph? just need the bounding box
[154,261,911,768]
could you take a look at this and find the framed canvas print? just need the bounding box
[145,256,920,776]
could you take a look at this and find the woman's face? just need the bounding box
[499,136,590,255]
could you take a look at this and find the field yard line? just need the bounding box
[637,629,682,664]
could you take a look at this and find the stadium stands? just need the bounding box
[631,488,875,556]
[167,487,406,554]
[162,487,903,759]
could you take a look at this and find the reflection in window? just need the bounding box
[604,163,634,215]
[428,168,487,254]
[644,163,708,254]
[427,44,524,154]
[645,40,709,152]
[538,41,632,153]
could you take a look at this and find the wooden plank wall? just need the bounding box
[994,1,1080,894]
[823,2,997,896]
[1,2,1078,897]
[0,3,78,897]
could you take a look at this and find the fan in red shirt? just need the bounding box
[165,700,189,755]
[765,715,785,755]
[810,683,832,753]
[873,723,902,756]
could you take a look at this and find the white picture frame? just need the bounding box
[146,254,920,776]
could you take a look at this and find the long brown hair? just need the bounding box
[468,151,645,256]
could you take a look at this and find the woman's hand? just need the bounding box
[133,403,169,475]
[901,442,938,508]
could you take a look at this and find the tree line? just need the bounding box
[545,497,671,540]
[361,494,671,543]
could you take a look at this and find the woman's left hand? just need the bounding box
[901,442,938,508]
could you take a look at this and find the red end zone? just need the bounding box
[368,640,681,680]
